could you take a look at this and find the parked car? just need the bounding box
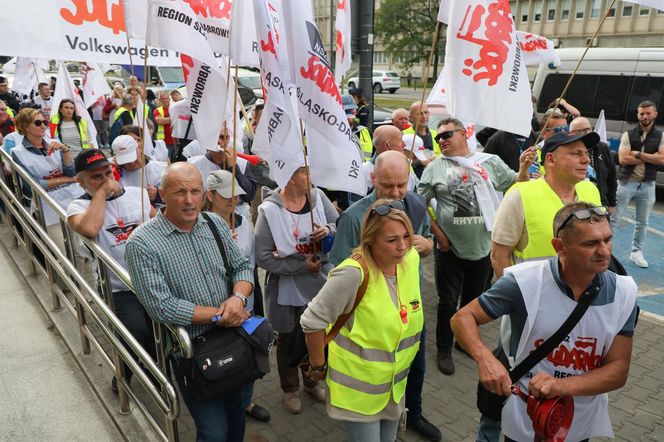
[347,70,401,94]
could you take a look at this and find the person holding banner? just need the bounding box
[418,118,532,376]
[255,166,338,415]
[403,102,440,178]
[50,99,94,157]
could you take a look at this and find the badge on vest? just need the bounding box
[409,299,421,312]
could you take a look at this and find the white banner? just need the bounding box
[282,1,366,194]
[595,110,608,144]
[12,58,48,98]
[443,0,532,137]
[427,66,448,106]
[52,61,98,148]
[622,0,664,11]
[334,0,352,85]
[516,31,560,67]
[122,0,148,39]
[251,0,305,189]
[230,0,260,68]
[81,62,112,108]
[438,0,451,23]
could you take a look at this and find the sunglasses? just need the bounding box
[544,125,570,134]
[436,129,464,142]
[555,206,609,237]
[33,120,48,127]
[370,200,405,216]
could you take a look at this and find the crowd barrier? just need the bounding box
[0,148,193,441]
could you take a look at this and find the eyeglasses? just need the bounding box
[555,206,609,237]
[33,120,47,127]
[543,125,570,134]
[370,200,405,216]
[436,129,464,142]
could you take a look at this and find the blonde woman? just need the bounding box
[301,199,423,442]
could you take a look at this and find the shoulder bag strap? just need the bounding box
[324,254,370,345]
[509,291,596,383]
[201,212,233,295]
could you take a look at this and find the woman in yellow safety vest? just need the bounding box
[301,198,424,442]
[50,98,92,157]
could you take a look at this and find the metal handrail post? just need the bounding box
[33,195,62,312]
[64,225,91,355]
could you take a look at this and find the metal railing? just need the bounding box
[0,148,193,441]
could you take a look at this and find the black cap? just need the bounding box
[0,76,7,85]
[541,131,600,159]
[348,87,362,97]
[75,149,111,173]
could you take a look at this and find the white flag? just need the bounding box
[438,0,451,23]
[52,61,98,148]
[443,0,532,137]
[334,0,352,85]
[147,0,232,71]
[595,110,608,144]
[181,54,231,152]
[427,66,448,106]
[621,0,664,11]
[81,63,112,108]
[122,0,148,39]
[252,0,305,189]
[12,58,47,97]
[516,32,560,67]
[230,0,260,69]
[134,95,154,158]
[282,1,366,194]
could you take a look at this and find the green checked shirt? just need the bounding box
[125,210,254,338]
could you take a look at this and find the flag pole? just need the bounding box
[124,33,136,78]
[409,20,441,154]
[530,0,618,149]
[139,42,150,223]
[296,119,318,256]
[230,65,239,234]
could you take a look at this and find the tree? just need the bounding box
[374,0,445,80]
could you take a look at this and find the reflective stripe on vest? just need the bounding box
[50,114,90,149]
[513,178,601,260]
[358,127,373,161]
[113,107,134,123]
[155,106,165,140]
[326,247,423,415]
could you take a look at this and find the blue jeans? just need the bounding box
[343,419,399,442]
[406,325,426,420]
[172,362,247,442]
[612,180,656,253]
[477,414,501,442]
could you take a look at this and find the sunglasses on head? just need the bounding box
[555,206,609,237]
[370,200,405,216]
[33,120,47,127]
[436,129,463,142]
[544,125,570,134]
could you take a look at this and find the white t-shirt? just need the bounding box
[145,139,169,163]
[169,99,197,140]
[67,186,151,292]
[33,96,53,120]
[118,160,167,189]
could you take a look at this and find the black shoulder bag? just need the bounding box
[477,290,596,421]
[175,213,273,402]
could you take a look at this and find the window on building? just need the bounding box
[607,6,616,17]
[590,0,601,18]
[561,0,570,20]
[639,6,650,15]
[576,0,585,19]
[622,4,633,16]
[547,0,556,20]
[534,0,543,21]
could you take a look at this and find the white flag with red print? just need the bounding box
[181,54,230,151]
[443,0,532,137]
[282,1,366,194]
[52,61,98,148]
[251,0,305,189]
[334,0,352,85]
[427,66,448,106]
[147,0,232,71]
[81,62,112,108]
[12,58,47,97]
[621,0,664,11]
[516,32,560,67]
[122,0,148,39]
[230,0,260,69]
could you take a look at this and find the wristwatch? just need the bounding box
[232,292,248,307]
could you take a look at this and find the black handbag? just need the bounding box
[175,213,274,402]
[477,289,596,421]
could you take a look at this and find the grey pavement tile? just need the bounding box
[625,409,661,431]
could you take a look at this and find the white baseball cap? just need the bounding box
[111,135,138,165]
[207,170,246,198]
[402,134,427,161]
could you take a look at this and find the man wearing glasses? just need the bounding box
[611,100,664,269]
[491,131,602,279]
[452,202,637,442]
[418,118,533,376]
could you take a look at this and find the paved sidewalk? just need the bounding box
[239,256,664,442]
[0,244,121,441]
